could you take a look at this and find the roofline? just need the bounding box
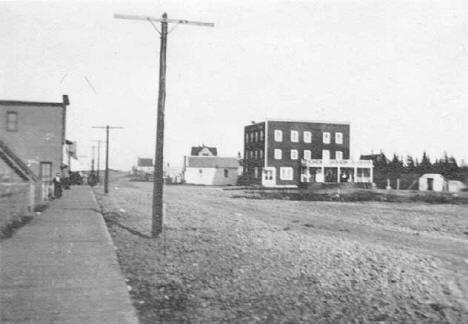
[264,118,351,125]
[0,95,70,108]
[186,156,239,159]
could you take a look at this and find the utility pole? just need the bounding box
[91,145,96,173]
[115,12,214,238]
[92,126,123,193]
[92,140,102,183]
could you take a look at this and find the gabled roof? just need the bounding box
[0,140,38,182]
[137,158,153,167]
[191,145,217,156]
[186,156,239,168]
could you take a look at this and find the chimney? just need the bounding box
[62,94,70,106]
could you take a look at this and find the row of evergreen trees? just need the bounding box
[371,152,466,179]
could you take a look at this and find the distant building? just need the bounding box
[419,173,447,192]
[191,145,217,157]
[183,156,239,185]
[136,158,153,173]
[360,153,390,164]
[243,119,373,187]
[0,96,70,199]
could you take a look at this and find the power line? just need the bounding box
[114,12,214,238]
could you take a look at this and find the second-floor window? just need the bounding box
[322,149,330,160]
[260,130,264,141]
[274,149,282,160]
[6,112,18,132]
[290,130,299,142]
[335,132,343,144]
[274,130,283,142]
[304,150,311,160]
[259,150,263,159]
[254,131,258,142]
[323,132,330,144]
[290,149,298,160]
[303,131,312,143]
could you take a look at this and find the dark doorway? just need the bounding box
[427,178,434,191]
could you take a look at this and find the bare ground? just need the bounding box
[95,179,468,323]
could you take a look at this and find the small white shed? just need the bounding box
[418,173,447,192]
[448,180,467,193]
[183,156,239,186]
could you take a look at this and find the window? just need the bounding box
[304,150,311,160]
[336,151,343,161]
[259,150,263,159]
[245,133,248,142]
[6,112,18,131]
[304,131,312,143]
[250,133,254,142]
[254,131,258,142]
[40,162,52,180]
[224,169,229,178]
[290,149,298,160]
[274,149,282,160]
[290,130,299,142]
[322,150,330,160]
[274,130,283,142]
[323,132,330,144]
[264,169,273,180]
[250,151,254,159]
[254,167,259,179]
[335,132,343,144]
[280,167,293,180]
[260,130,264,141]
[254,150,258,159]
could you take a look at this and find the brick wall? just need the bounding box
[0,183,31,231]
[0,103,65,181]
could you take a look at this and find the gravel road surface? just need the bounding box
[96,179,468,323]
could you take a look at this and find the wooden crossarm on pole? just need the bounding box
[114,13,215,27]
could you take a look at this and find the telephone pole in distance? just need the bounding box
[92,126,123,193]
[114,12,214,238]
[92,140,103,183]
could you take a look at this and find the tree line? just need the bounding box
[367,152,467,189]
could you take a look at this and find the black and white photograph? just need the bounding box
[1,1,468,323]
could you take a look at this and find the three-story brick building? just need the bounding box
[243,119,372,187]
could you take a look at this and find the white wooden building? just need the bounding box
[183,156,239,186]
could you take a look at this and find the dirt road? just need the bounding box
[97,179,468,323]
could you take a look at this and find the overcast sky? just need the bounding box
[1,0,467,169]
